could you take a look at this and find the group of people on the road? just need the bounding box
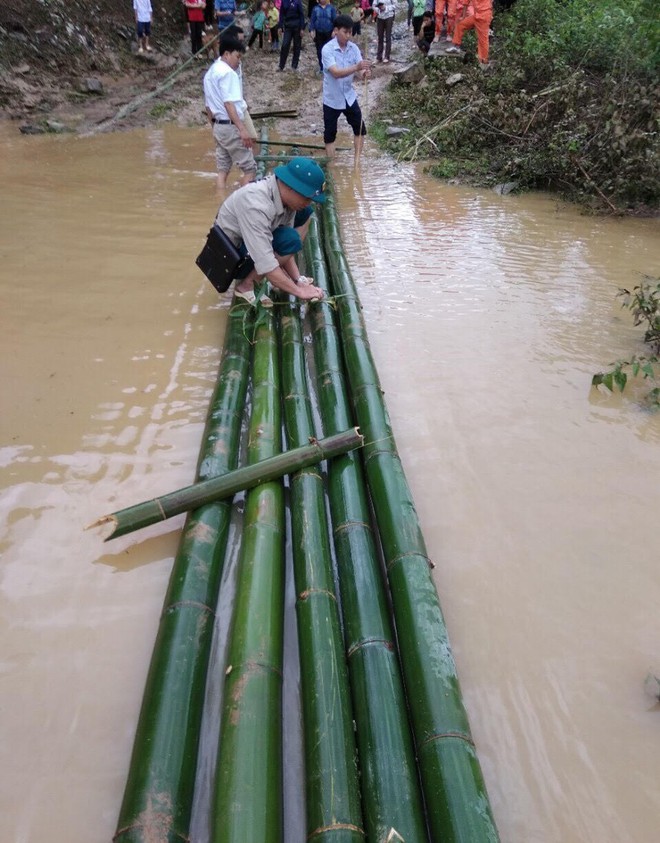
[196,0,494,308]
[200,9,376,306]
[203,10,372,189]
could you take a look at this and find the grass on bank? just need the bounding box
[375,0,659,213]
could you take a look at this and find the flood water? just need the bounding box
[1,123,659,843]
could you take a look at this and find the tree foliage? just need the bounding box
[377,0,659,212]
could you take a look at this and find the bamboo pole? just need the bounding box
[255,154,331,164]
[319,192,500,843]
[263,139,351,152]
[279,295,364,842]
[305,216,430,843]
[249,109,298,119]
[211,308,285,843]
[113,300,254,843]
[90,429,362,540]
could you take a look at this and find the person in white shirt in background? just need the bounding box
[133,0,153,53]
[203,37,256,189]
[373,0,396,63]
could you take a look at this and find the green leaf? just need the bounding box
[613,369,627,391]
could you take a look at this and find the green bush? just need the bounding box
[376,0,659,212]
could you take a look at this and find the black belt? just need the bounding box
[212,118,231,124]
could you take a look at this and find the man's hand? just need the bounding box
[239,129,254,149]
[296,284,324,301]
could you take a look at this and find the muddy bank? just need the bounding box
[0,2,414,140]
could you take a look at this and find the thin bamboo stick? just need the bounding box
[279,295,364,842]
[113,300,254,843]
[320,192,500,843]
[249,109,298,119]
[263,139,351,152]
[211,309,285,843]
[255,154,331,164]
[305,215,430,843]
[90,429,362,540]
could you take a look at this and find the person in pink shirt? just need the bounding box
[361,0,373,24]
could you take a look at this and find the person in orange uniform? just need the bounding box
[444,0,458,39]
[446,0,492,65]
[433,0,461,44]
[433,0,446,41]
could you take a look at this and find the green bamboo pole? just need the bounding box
[114,300,254,843]
[320,193,500,843]
[211,309,285,843]
[261,139,351,152]
[91,429,362,540]
[305,215,430,843]
[279,296,364,843]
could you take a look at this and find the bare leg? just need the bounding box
[235,267,258,294]
[240,169,256,186]
[295,216,312,242]
[216,169,229,189]
[325,141,336,160]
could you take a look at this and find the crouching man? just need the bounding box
[215,156,326,304]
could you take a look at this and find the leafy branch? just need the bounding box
[592,274,660,407]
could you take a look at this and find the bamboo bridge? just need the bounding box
[108,136,500,843]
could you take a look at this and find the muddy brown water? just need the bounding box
[1,123,659,843]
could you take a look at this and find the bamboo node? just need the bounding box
[154,497,166,521]
[298,587,337,603]
[333,519,373,536]
[307,821,366,840]
[347,637,395,658]
[419,730,475,750]
[163,600,214,617]
[386,551,433,573]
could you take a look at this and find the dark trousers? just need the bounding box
[189,20,204,54]
[248,27,264,48]
[376,16,393,60]
[270,25,280,48]
[279,27,302,69]
[313,31,332,70]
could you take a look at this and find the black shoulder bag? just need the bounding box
[195,224,249,294]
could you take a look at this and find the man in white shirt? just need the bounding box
[321,15,372,163]
[203,37,256,189]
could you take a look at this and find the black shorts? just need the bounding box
[323,101,366,144]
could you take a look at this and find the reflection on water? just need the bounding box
[0,124,658,843]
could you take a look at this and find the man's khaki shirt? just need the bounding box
[216,175,295,276]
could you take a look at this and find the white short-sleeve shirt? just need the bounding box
[203,59,246,120]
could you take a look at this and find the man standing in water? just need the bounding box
[215,157,326,304]
[203,37,256,190]
[321,15,372,164]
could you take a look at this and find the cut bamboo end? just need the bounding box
[84,514,118,536]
